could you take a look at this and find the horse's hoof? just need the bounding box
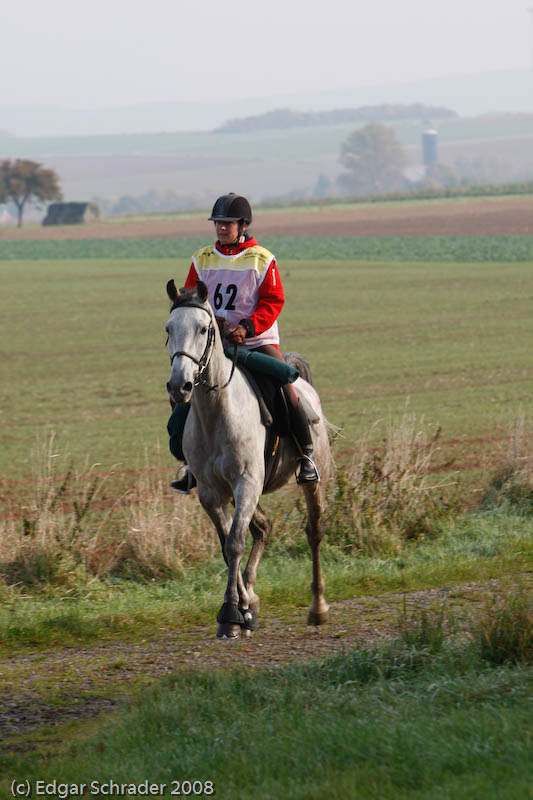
[216,623,241,639]
[307,607,329,626]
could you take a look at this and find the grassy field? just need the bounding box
[1,249,532,479]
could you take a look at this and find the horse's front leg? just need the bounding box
[217,476,261,636]
[199,482,259,638]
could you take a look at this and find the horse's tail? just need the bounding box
[283,351,313,385]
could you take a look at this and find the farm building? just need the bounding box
[42,202,100,226]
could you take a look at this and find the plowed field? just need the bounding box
[3,195,533,240]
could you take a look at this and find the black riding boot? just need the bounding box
[171,466,197,495]
[290,401,320,483]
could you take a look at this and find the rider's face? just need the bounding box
[215,220,242,245]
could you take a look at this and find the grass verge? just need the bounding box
[2,616,532,800]
[1,508,531,652]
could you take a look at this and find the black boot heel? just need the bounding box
[171,469,197,494]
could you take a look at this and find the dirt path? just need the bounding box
[2,196,533,240]
[1,576,525,748]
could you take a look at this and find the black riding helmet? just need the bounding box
[209,193,252,225]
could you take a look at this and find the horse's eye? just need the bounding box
[200,326,208,335]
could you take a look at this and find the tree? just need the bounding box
[338,123,406,195]
[0,159,62,227]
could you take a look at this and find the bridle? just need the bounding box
[168,302,238,392]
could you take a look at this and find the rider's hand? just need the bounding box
[226,324,247,344]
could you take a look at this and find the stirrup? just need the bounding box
[171,469,197,495]
[296,453,320,484]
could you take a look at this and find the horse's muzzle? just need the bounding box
[167,380,193,404]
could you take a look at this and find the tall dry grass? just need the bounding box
[326,413,460,554]
[110,462,217,579]
[0,436,216,589]
[481,409,533,512]
[4,409,529,590]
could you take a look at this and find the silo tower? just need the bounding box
[422,128,438,168]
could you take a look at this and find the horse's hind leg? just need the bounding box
[243,503,272,614]
[303,482,329,625]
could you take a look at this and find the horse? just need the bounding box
[165,279,332,638]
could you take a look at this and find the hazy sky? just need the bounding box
[3,0,532,109]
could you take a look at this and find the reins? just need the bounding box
[168,302,238,392]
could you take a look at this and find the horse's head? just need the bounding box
[165,280,215,404]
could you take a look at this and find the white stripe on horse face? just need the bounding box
[166,307,211,403]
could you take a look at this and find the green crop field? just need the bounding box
[2,234,533,262]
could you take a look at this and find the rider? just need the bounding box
[170,192,320,493]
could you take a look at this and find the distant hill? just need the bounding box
[215,104,457,133]
[0,69,530,138]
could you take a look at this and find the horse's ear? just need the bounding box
[196,280,208,302]
[167,279,179,303]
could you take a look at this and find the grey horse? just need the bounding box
[165,279,331,638]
